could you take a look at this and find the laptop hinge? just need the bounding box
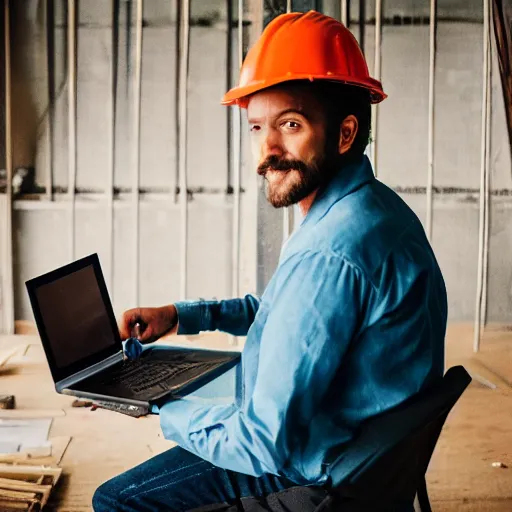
[56,351,123,392]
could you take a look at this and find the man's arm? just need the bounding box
[119,294,260,344]
[174,294,261,337]
[158,251,368,477]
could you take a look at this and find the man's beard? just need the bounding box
[257,154,336,208]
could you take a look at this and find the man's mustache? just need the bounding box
[257,156,310,176]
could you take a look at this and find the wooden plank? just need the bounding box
[0,0,15,336]
[0,500,30,510]
[0,454,29,464]
[0,477,52,506]
[0,488,37,501]
[0,464,62,486]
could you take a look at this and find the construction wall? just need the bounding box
[8,0,257,323]
[258,1,512,323]
[3,0,512,326]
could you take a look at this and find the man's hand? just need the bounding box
[118,305,178,343]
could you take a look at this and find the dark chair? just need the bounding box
[317,365,472,511]
[198,366,471,512]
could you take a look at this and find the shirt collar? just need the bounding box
[302,155,375,226]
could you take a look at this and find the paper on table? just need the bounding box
[0,419,52,456]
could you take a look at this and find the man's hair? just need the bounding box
[310,81,372,159]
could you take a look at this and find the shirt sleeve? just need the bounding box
[159,251,369,478]
[174,294,261,336]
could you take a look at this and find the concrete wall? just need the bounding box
[4,0,512,325]
[371,23,512,322]
[7,0,257,324]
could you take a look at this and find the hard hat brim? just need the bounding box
[221,74,387,107]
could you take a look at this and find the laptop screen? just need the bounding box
[26,254,121,382]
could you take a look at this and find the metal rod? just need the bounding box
[229,0,245,347]
[232,0,243,299]
[107,0,118,292]
[68,0,77,261]
[46,0,54,201]
[370,0,382,176]
[174,1,180,203]
[178,0,190,300]
[226,0,233,195]
[426,0,437,241]
[359,0,365,55]
[474,0,490,353]
[132,0,143,304]
[226,0,234,347]
[341,0,348,25]
[481,38,492,331]
[3,0,14,334]
[282,0,293,242]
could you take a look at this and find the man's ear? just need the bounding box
[339,115,359,155]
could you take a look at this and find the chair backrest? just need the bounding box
[327,366,472,508]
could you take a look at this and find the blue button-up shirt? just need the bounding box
[158,155,447,485]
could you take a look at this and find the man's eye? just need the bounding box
[283,121,300,129]
[250,125,261,132]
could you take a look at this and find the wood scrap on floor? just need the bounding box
[0,464,63,511]
[0,395,16,410]
[0,405,71,509]
[0,476,53,508]
[71,399,93,408]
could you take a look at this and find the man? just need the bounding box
[93,10,447,512]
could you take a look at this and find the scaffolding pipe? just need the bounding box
[174,2,180,204]
[341,0,350,27]
[340,0,348,25]
[287,0,292,12]
[226,0,233,197]
[178,0,190,300]
[3,0,14,334]
[370,0,382,176]
[481,40,493,332]
[132,0,143,304]
[232,0,243,299]
[359,0,365,55]
[107,0,117,291]
[474,0,491,353]
[426,0,437,241]
[228,0,245,347]
[46,0,54,201]
[67,0,77,261]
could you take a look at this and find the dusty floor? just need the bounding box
[0,323,510,511]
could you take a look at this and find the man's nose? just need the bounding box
[260,128,284,161]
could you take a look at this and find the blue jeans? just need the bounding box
[92,446,326,511]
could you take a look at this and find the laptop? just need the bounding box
[25,253,240,411]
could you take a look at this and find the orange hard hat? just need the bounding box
[222,10,386,107]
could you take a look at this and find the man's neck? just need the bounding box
[297,158,346,216]
[298,189,319,216]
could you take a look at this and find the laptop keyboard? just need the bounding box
[101,359,217,394]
